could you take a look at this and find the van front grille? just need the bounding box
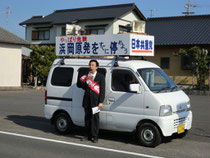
[174,109,187,114]
[174,117,186,128]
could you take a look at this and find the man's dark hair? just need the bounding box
[89,59,99,67]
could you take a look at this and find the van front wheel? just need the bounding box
[137,122,161,147]
[54,113,72,135]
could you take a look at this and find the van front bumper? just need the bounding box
[156,110,192,137]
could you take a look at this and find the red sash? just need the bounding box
[80,75,100,95]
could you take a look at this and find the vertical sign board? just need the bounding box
[129,34,154,56]
[56,34,154,57]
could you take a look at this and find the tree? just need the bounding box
[30,45,57,85]
[174,46,209,90]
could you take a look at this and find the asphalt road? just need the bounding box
[0,132,149,158]
[0,90,209,158]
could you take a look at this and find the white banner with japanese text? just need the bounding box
[56,34,154,56]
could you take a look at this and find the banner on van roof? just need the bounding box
[56,34,154,56]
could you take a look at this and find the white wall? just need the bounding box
[113,11,141,34]
[0,43,22,87]
[26,25,57,44]
[77,19,114,34]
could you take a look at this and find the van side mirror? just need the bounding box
[129,84,141,93]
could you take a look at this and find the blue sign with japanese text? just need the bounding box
[56,34,154,56]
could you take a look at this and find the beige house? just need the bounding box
[0,26,29,88]
[145,15,210,85]
[20,3,146,45]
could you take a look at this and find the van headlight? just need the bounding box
[159,105,172,116]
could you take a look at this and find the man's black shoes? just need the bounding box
[91,138,98,143]
[81,136,98,143]
[81,136,91,141]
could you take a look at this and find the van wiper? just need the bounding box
[157,86,170,93]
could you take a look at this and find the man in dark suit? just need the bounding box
[80,59,105,143]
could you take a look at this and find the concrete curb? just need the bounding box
[0,86,46,91]
[0,87,23,91]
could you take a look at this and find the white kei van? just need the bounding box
[44,57,192,147]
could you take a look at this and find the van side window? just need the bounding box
[51,67,74,87]
[112,69,138,92]
[77,67,106,88]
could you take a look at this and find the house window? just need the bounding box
[91,29,98,34]
[98,29,105,34]
[32,30,50,40]
[32,31,38,40]
[181,56,193,70]
[61,27,66,36]
[44,31,50,39]
[160,57,170,69]
[119,25,131,33]
[86,28,105,35]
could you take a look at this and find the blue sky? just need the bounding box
[0,0,210,39]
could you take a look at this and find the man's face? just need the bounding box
[89,61,98,73]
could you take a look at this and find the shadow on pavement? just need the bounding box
[6,115,193,146]
[99,129,137,145]
[5,115,54,133]
[5,115,138,145]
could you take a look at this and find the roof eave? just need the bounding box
[20,22,52,26]
[52,17,115,25]
[133,5,146,21]
[117,4,146,21]
[0,41,30,45]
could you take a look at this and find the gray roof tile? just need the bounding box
[0,26,29,45]
[146,15,210,46]
[20,3,145,25]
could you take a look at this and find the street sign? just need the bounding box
[56,34,154,56]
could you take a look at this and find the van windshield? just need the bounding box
[137,68,179,93]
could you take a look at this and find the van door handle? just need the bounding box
[108,97,115,104]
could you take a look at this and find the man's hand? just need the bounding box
[98,103,103,109]
[88,72,92,79]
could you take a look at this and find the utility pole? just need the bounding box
[149,9,154,18]
[146,9,157,18]
[182,0,197,16]
[2,6,12,25]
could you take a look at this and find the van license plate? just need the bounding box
[178,124,185,134]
